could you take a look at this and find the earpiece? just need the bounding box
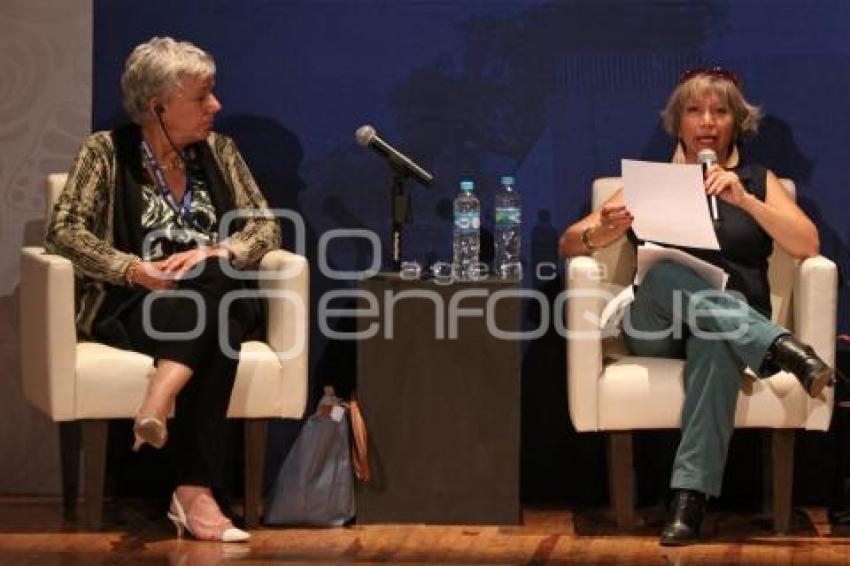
[154,103,165,114]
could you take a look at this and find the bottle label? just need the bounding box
[454,211,480,233]
[495,207,521,225]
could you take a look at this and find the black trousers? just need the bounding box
[96,258,261,489]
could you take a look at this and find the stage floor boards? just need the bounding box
[2,498,850,564]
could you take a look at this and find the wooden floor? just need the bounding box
[2,498,850,564]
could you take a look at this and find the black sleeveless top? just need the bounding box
[629,163,774,317]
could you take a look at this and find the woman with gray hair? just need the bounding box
[559,68,833,545]
[47,36,281,542]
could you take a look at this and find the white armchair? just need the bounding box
[20,173,309,528]
[566,177,837,533]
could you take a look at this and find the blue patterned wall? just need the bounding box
[94,0,850,502]
[94,0,850,312]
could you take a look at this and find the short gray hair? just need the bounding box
[121,36,216,125]
[661,74,762,140]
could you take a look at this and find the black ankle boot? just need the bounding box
[659,489,705,546]
[767,334,834,398]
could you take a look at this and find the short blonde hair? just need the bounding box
[661,74,762,140]
[121,36,216,125]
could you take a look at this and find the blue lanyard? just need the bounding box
[140,139,193,223]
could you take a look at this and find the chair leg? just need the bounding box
[607,431,636,529]
[59,421,81,518]
[81,420,108,530]
[244,419,269,529]
[771,429,795,534]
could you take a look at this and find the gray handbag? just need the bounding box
[265,389,365,526]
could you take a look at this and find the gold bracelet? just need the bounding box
[124,259,140,287]
[210,244,232,259]
[580,225,598,252]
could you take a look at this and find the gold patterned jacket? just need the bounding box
[46,130,281,337]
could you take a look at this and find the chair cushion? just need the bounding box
[74,341,297,419]
[227,340,305,418]
[598,356,808,430]
[76,343,154,418]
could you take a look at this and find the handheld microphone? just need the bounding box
[355,125,433,186]
[698,148,719,223]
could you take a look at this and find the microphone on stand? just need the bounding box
[355,124,434,271]
[698,148,719,224]
[355,125,433,186]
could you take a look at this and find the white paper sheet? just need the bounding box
[635,242,728,290]
[622,159,720,250]
[597,243,729,333]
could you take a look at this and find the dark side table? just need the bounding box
[355,274,521,524]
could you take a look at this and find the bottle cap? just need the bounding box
[500,176,515,186]
[460,180,474,192]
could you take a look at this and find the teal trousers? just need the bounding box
[624,261,787,497]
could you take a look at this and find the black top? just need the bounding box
[110,123,242,262]
[629,162,774,317]
[138,167,218,260]
[91,124,251,346]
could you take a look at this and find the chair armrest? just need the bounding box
[256,249,309,414]
[257,249,309,359]
[19,247,77,421]
[794,255,837,430]
[565,255,609,432]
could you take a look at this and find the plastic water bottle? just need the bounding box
[494,175,521,279]
[452,180,480,280]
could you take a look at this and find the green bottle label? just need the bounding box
[495,207,521,225]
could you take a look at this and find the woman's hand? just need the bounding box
[130,261,177,291]
[559,187,631,257]
[157,246,231,279]
[595,203,634,243]
[705,165,749,208]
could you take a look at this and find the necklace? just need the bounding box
[140,139,194,224]
[140,144,185,173]
[158,156,185,172]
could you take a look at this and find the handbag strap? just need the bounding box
[348,400,371,482]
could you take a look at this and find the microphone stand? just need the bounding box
[388,156,413,272]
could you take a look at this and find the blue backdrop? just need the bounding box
[93,0,850,503]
